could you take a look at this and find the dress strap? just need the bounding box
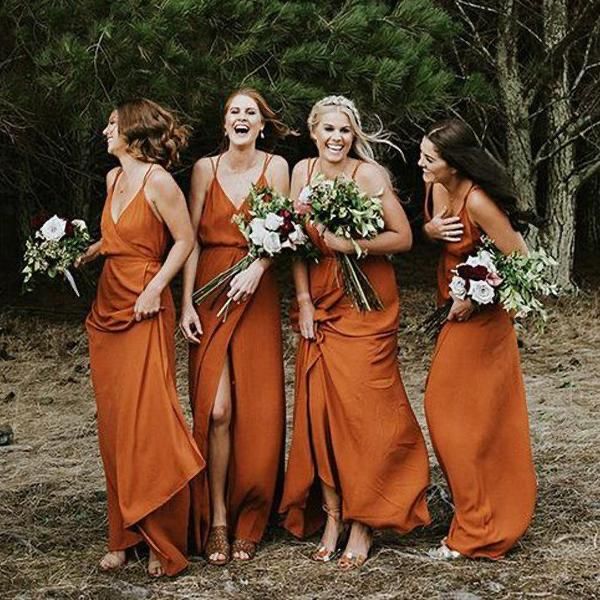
[261,152,274,177]
[141,163,156,187]
[108,168,123,198]
[210,154,223,177]
[351,160,363,180]
[424,183,433,221]
[306,158,318,184]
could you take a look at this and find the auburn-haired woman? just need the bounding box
[82,98,204,576]
[180,88,291,564]
[279,96,431,570]
[420,118,536,560]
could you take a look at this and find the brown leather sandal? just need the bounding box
[312,504,347,562]
[231,538,257,560]
[206,525,230,566]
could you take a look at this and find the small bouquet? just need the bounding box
[22,213,91,297]
[421,236,558,338]
[297,174,384,311]
[192,185,308,318]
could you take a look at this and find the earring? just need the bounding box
[260,129,265,139]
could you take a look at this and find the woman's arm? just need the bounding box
[226,155,291,303]
[179,158,212,342]
[133,169,195,322]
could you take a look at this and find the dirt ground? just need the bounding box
[0,250,598,600]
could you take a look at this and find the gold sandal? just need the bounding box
[338,526,372,570]
[206,525,230,566]
[312,505,347,562]
[232,538,257,560]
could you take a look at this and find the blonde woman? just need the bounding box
[280,96,430,569]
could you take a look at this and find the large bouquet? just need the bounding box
[22,213,91,297]
[422,236,557,338]
[297,174,384,311]
[192,185,307,318]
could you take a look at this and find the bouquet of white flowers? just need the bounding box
[422,236,558,338]
[192,185,308,319]
[296,174,384,311]
[22,213,91,297]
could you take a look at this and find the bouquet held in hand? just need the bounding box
[297,174,384,311]
[192,185,307,318]
[22,214,91,297]
[422,236,557,338]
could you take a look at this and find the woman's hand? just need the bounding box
[179,302,203,344]
[298,299,316,340]
[74,240,102,267]
[424,208,464,243]
[227,260,266,303]
[134,284,163,322]
[447,295,474,322]
[321,228,354,254]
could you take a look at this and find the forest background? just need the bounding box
[0,2,599,599]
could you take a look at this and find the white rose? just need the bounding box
[249,218,267,246]
[71,219,87,231]
[264,212,284,231]
[40,215,67,241]
[262,231,282,255]
[468,280,496,305]
[466,250,496,273]
[298,185,313,204]
[449,275,467,300]
[288,224,307,245]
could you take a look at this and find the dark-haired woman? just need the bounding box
[180,88,291,564]
[83,99,204,576]
[419,119,536,560]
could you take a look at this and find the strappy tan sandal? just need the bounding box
[232,538,257,561]
[338,526,372,570]
[312,504,347,563]
[206,525,230,566]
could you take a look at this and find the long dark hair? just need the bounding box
[425,119,531,233]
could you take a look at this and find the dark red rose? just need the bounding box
[278,209,291,219]
[30,210,50,230]
[64,221,75,237]
[457,264,489,281]
[263,192,273,203]
[281,222,295,234]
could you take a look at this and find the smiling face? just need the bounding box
[418,136,456,184]
[102,110,127,157]
[224,94,263,148]
[311,109,354,164]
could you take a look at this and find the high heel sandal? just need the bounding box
[232,538,257,560]
[311,505,347,562]
[338,526,372,570]
[206,525,230,566]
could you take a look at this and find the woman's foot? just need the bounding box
[232,539,257,561]
[312,505,346,562]
[147,549,164,577]
[427,541,462,560]
[338,522,372,570]
[206,525,230,566]
[99,550,126,571]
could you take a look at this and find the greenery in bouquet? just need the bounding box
[22,214,91,297]
[296,174,385,311]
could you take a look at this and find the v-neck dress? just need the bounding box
[279,159,431,538]
[188,153,285,552]
[423,183,536,558]
[86,167,204,575]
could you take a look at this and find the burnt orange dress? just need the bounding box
[86,166,204,575]
[423,184,536,559]
[189,154,285,552]
[280,160,431,537]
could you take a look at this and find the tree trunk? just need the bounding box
[539,0,577,290]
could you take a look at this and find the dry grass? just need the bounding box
[0,253,598,599]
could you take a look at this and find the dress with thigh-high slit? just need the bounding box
[86,166,205,576]
[279,159,431,537]
[188,153,285,552]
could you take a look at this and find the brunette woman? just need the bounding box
[180,88,291,564]
[279,96,431,570]
[420,118,536,560]
[82,99,204,577]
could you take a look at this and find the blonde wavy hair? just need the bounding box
[307,95,402,163]
[117,98,190,169]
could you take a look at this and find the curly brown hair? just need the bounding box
[116,98,190,169]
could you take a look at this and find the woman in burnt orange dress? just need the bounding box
[179,89,291,564]
[420,119,536,560]
[279,96,431,570]
[81,99,204,576]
